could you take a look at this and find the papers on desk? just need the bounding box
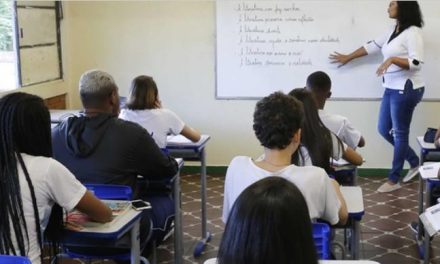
[167,135,193,144]
[418,163,440,179]
[420,203,440,237]
[67,200,131,229]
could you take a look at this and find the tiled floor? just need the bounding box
[155,174,440,264]
[49,174,440,263]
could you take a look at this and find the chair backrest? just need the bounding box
[312,222,331,260]
[84,184,132,200]
[0,255,31,264]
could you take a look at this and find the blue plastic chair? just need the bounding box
[84,183,132,200]
[313,222,331,259]
[0,255,31,264]
[58,184,150,264]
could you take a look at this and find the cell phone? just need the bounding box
[131,200,152,211]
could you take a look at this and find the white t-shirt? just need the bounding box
[222,156,341,225]
[363,25,424,90]
[319,109,362,149]
[119,108,185,149]
[11,153,86,264]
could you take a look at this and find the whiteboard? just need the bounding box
[216,1,440,100]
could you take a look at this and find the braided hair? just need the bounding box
[0,92,63,262]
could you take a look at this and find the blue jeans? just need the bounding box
[378,80,424,183]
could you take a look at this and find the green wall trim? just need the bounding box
[182,166,396,178]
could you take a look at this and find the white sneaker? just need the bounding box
[402,166,420,183]
[377,182,401,193]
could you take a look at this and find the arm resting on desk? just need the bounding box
[181,125,201,143]
[331,179,348,225]
[343,147,363,166]
[75,191,112,223]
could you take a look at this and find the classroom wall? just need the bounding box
[62,1,440,169]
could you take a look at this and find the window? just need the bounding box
[0,0,63,92]
[0,0,17,92]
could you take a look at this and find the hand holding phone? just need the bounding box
[131,200,152,211]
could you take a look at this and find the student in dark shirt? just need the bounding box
[52,69,178,251]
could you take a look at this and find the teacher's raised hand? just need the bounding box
[329,52,352,67]
[329,47,367,68]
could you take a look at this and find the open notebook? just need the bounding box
[418,163,440,180]
[67,200,131,229]
[420,203,440,237]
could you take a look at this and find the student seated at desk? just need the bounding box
[51,70,178,251]
[288,88,363,173]
[119,75,201,149]
[222,92,348,226]
[219,177,318,264]
[306,71,365,149]
[0,93,112,264]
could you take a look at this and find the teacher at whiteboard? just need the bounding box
[330,1,424,193]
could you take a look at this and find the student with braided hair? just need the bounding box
[0,92,111,263]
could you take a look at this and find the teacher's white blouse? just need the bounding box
[364,25,424,90]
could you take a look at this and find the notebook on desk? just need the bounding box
[420,202,440,237]
[418,163,440,180]
[67,200,131,229]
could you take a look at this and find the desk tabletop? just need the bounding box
[167,134,211,148]
[417,136,437,150]
[68,208,142,236]
[341,186,364,216]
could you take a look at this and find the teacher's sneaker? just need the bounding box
[377,182,401,193]
[402,166,420,183]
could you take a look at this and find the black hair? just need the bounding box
[253,92,304,150]
[126,75,159,110]
[396,1,424,31]
[0,92,63,261]
[218,177,318,264]
[289,88,342,173]
[306,71,332,94]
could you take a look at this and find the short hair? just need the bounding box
[306,71,331,94]
[397,1,424,31]
[253,92,304,150]
[218,177,318,264]
[126,75,158,110]
[79,69,118,108]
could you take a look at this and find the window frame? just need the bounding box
[14,1,63,87]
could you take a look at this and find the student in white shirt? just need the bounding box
[306,71,365,149]
[222,92,348,226]
[288,88,363,173]
[119,75,200,149]
[0,93,112,264]
[330,1,425,192]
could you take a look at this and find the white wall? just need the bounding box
[62,1,440,168]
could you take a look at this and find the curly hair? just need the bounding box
[253,92,304,149]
